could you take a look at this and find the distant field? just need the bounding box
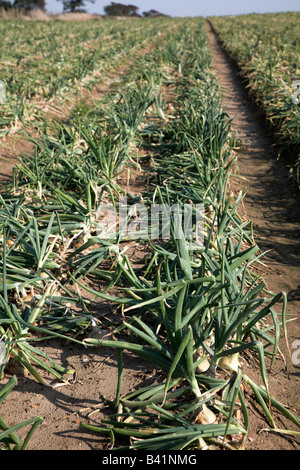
[209,12,300,186]
[0,17,170,134]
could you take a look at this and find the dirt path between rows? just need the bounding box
[206,20,300,450]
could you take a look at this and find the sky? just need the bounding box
[46,0,300,16]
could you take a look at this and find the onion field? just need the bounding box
[0,14,299,451]
[209,12,300,187]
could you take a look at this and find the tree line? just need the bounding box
[104,3,168,17]
[0,0,45,10]
[0,0,168,16]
